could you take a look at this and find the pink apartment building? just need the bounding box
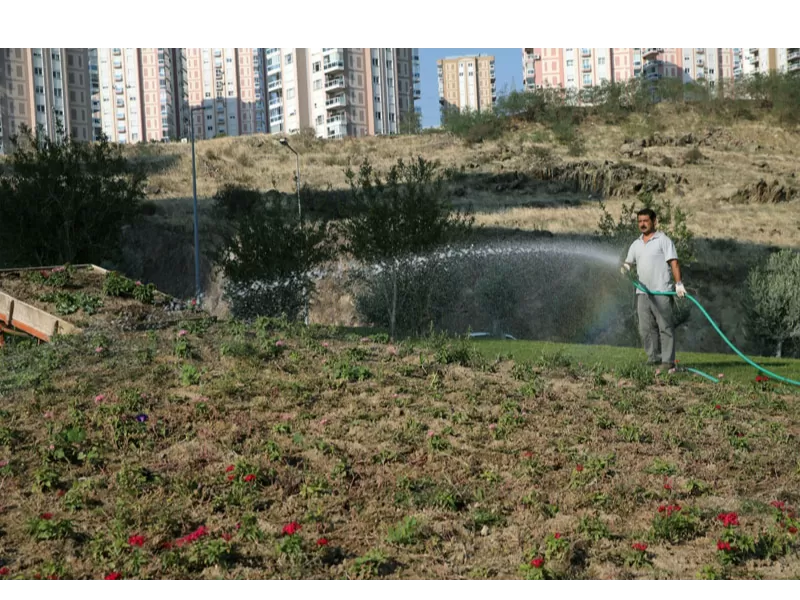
[523,48,740,94]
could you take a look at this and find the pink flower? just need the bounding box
[427,430,436,438]
[43,411,54,419]
[275,340,285,347]
[94,394,106,404]
[319,418,329,426]
[135,281,142,286]
[221,533,233,541]
[360,337,370,343]
[95,346,104,353]
[321,342,330,348]
[521,451,533,459]
[0,460,8,468]
[178,329,188,337]
[488,424,497,431]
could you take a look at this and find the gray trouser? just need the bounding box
[636,294,675,365]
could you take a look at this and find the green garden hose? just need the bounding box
[627,274,800,387]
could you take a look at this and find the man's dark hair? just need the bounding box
[637,208,657,221]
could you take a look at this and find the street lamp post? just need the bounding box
[188,106,204,303]
[278,137,307,325]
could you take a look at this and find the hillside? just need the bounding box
[1,319,799,580]
[110,106,800,357]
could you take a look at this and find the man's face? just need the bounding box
[638,215,655,235]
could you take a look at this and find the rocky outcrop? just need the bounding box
[526,161,686,198]
[728,178,797,204]
[620,127,741,157]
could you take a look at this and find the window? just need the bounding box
[34,67,43,76]
[16,65,23,77]
[389,112,395,122]
[37,104,46,113]
[287,88,295,100]
[313,61,321,73]
[375,111,381,120]
[566,60,574,67]
[373,76,379,84]
[598,57,606,65]
[684,67,691,74]
[313,79,322,90]
[372,58,379,67]
[54,88,62,98]
[35,85,45,94]
[285,53,293,65]
[583,74,591,85]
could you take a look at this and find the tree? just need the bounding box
[212,185,332,321]
[743,249,800,358]
[0,125,145,268]
[399,110,422,135]
[338,157,473,339]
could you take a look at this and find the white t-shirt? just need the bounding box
[626,231,678,294]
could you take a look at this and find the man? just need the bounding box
[621,208,686,374]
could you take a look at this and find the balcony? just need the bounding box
[695,48,705,54]
[696,59,704,67]
[413,88,421,99]
[325,94,346,109]
[788,49,800,60]
[268,79,282,91]
[325,76,345,92]
[789,62,800,72]
[643,48,662,59]
[269,97,283,109]
[326,114,347,125]
[323,55,345,73]
[267,62,281,74]
[581,48,591,56]
[327,122,347,138]
[582,64,592,72]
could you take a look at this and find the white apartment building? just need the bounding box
[741,48,800,75]
[92,48,177,143]
[263,47,310,135]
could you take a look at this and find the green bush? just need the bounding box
[743,249,800,358]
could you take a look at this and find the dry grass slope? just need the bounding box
[131,106,800,249]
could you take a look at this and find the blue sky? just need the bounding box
[418,48,520,128]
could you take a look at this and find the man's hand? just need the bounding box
[620,263,631,276]
[675,282,686,298]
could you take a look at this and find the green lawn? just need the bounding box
[474,338,800,391]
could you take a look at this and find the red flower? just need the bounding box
[40,513,53,520]
[714,404,722,410]
[128,535,145,547]
[282,521,302,536]
[755,375,769,383]
[227,475,235,481]
[663,478,673,490]
[553,532,561,539]
[174,525,208,547]
[104,572,122,580]
[631,542,648,552]
[717,512,739,527]
[789,527,798,535]
[221,533,233,541]
[235,522,241,530]
[225,465,235,473]
[657,505,666,513]
[575,464,584,472]
[57,489,66,497]
[531,557,544,568]
[0,567,9,576]
[522,451,533,459]
[316,537,329,546]
[243,474,256,483]
[771,500,786,510]
[717,540,731,551]
[47,574,59,580]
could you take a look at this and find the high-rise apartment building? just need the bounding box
[301,48,418,139]
[742,48,799,75]
[91,48,177,144]
[523,48,741,93]
[262,47,311,135]
[0,48,92,153]
[437,54,496,112]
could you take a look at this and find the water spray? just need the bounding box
[625,271,800,388]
